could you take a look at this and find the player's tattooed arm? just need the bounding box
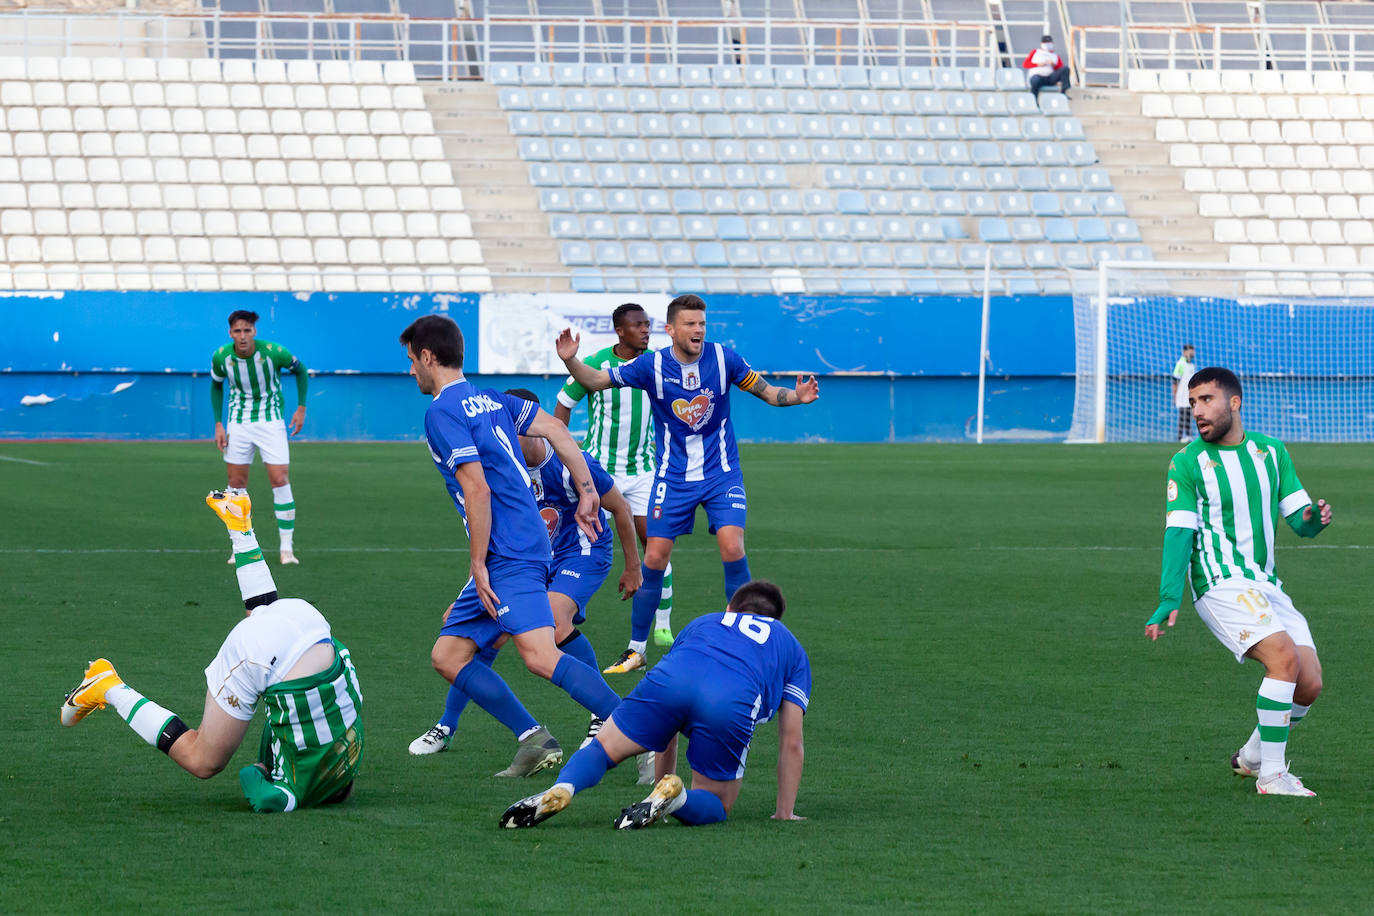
[745,373,819,408]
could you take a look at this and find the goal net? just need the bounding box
[1068,262,1374,442]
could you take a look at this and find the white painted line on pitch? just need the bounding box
[1,544,1369,555]
[0,454,48,465]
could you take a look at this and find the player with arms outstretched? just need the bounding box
[60,491,362,813]
[210,310,308,564]
[555,303,676,648]
[402,315,622,777]
[557,293,819,673]
[501,580,809,830]
[1146,367,1332,797]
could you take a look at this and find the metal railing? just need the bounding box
[1071,22,1374,86]
[0,10,1030,76]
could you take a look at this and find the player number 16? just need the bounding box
[721,611,772,645]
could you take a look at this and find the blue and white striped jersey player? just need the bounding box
[401,315,623,777]
[557,293,819,674]
[502,580,810,830]
[408,388,643,760]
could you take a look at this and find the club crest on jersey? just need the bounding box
[671,391,715,431]
[1250,442,1269,460]
[539,506,560,540]
[531,477,544,500]
[683,368,701,391]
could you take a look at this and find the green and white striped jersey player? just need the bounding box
[1146,367,1332,797]
[211,310,308,564]
[59,489,362,813]
[555,303,675,653]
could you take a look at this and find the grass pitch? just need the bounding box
[3,441,1373,913]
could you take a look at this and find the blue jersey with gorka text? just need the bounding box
[666,611,811,723]
[608,343,758,483]
[423,378,552,564]
[529,443,615,559]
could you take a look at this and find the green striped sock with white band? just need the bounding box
[273,484,295,551]
[656,563,673,630]
[1242,701,1310,767]
[229,529,277,606]
[106,684,178,749]
[1256,677,1296,780]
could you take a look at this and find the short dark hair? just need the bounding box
[728,580,787,619]
[666,293,706,324]
[612,302,647,327]
[228,310,258,327]
[504,387,540,405]
[399,314,464,369]
[1041,33,1053,42]
[1189,366,1242,401]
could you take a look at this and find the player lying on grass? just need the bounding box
[1146,367,1331,797]
[501,580,809,829]
[60,491,363,813]
[410,389,645,778]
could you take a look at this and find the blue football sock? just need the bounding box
[555,739,615,794]
[630,565,666,643]
[557,629,599,672]
[672,788,728,826]
[551,653,621,720]
[723,556,752,604]
[439,646,497,732]
[452,656,538,738]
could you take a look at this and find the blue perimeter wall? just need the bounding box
[0,291,1075,442]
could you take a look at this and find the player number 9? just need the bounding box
[721,611,771,645]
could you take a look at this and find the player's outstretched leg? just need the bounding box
[410,646,500,755]
[614,774,685,829]
[61,660,192,759]
[60,658,124,726]
[207,490,279,610]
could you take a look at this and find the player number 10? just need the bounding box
[1236,588,1271,614]
[721,611,772,645]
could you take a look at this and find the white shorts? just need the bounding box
[224,419,290,466]
[1194,578,1315,663]
[205,598,332,720]
[612,470,657,517]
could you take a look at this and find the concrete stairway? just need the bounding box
[1074,87,1226,264]
[423,81,569,293]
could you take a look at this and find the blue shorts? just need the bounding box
[610,653,759,782]
[440,555,553,649]
[548,549,613,625]
[646,472,748,540]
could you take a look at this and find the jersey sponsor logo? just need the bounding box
[1237,629,1252,644]
[539,506,560,540]
[496,604,511,617]
[1197,454,1219,471]
[558,569,582,579]
[1167,480,1178,502]
[460,393,506,418]
[225,694,241,708]
[671,390,715,430]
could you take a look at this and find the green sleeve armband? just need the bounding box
[211,380,223,420]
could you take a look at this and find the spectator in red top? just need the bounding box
[1023,34,1070,101]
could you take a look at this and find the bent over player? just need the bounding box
[558,293,819,674]
[60,491,363,813]
[211,310,308,564]
[1145,367,1331,797]
[501,580,809,829]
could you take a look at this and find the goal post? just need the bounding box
[1068,260,1374,443]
